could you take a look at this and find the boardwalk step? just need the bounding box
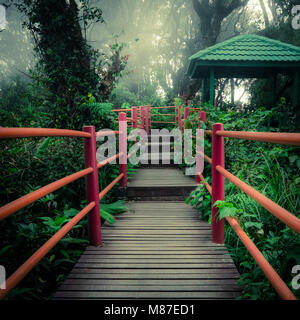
[53,160,241,300]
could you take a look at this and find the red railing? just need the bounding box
[188,109,300,300]
[0,114,130,299]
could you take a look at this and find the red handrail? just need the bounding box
[216,165,300,234]
[0,127,91,139]
[152,121,176,124]
[0,167,93,221]
[97,153,123,169]
[189,107,299,300]
[216,130,300,146]
[99,174,124,200]
[151,114,175,116]
[0,202,95,300]
[0,121,130,299]
[197,172,296,300]
[112,109,132,112]
[96,130,119,137]
[151,106,176,109]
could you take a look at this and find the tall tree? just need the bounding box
[178,0,249,99]
[191,0,249,48]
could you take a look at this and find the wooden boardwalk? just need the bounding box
[53,164,241,300]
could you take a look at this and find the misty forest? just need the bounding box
[0,0,300,300]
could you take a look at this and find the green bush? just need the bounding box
[185,101,300,300]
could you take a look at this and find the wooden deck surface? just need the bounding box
[53,166,241,300]
[128,168,197,187]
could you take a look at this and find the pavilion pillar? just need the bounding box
[272,74,277,108]
[230,79,234,104]
[209,68,215,106]
[293,70,300,108]
[202,78,207,103]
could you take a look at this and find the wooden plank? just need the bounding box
[53,291,240,299]
[107,226,208,229]
[78,258,234,263]
[82,252,230,256]
[74,263,237,269]
[54,161,241,300]
[87,244,227,250]
[69,268,240,275]
[101,230,212,235]
[58,284,240,292]
[63,279,239,286]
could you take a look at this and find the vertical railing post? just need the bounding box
[196,111,207,183]
[132,107,138,129]
[178,105,183,131]
[196,112,202,183]
[184,107,190,122]
[148,104,151,134]
[140,106,145,130]
[145,105,149,134]
[119,112,127,187]
[211,123,225,244]
[200,111,207,123]
[83,126,102,246]
[197,112,201,129]
[140,106,145,141]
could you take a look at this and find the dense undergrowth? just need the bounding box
[186,102,300,300]
[0,78,138,299]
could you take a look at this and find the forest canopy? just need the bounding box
[0,0,299,301]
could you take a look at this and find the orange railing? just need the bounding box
[191,112,300,300]
[0,117,130,299]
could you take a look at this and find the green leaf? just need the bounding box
[244,221,263,229]
[218,206,238,220]
[101,209,116,224]
[0,245,13,257]
[60,238,89,244]
[101,201,127,214]
[63,208,78,217]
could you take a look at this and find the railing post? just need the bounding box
[83,126,102,246]
[132,107,138,129]
[197,112,201,129]
[211,123,225,244]
[140,106,145,130]
[200,111,207,123]
[119,112,127,187]
[196,111,207,183]
[140,106,145,141]
[145,105,149,134]
[184,107,190,121]
[196,112,202,183]
[178,105,183,131]
[148,104,151,134]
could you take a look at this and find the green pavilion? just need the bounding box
[187,34,300,107]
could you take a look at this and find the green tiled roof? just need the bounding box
[189,34,300,62]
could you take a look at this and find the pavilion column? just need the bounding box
[293,70,300,108]
[272,74,277,108]
[209,68,215,106]
[202,78,207,103]
[230,79,234,104]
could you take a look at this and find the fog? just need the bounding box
[0,0,280,102]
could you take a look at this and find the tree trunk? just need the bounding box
[259,0,270,28]
[186,0,248,99]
